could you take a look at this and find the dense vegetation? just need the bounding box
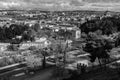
[81,16,120,35]
[0,24,29,43]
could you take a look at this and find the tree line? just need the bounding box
[81,16,120,35]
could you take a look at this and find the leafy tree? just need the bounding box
[57,29,72,40]
[7,44,19,51]
[32,23,40,32]
[81,16,120,35]
[21,31,30,42]
[84,39,112,65]
[39,48,49,68]
[0,24,29,43]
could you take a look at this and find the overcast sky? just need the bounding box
[0,0,120,11]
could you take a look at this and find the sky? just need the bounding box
[0,0,120,11]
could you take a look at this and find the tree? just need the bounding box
[83,39,112,65]
[0,24,29,43]
[40,48,49,68]
[57,29,72,40]
[21,31,30,42]
[29,46,37,51]
[32,23,40,32]
[7,44,19,51]
[115,33,120,47]
[80,16,120,35]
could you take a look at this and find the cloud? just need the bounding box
[82,0,120,3]
[69,0,85,6]
[0,0,119,11]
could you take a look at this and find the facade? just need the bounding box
[19,40,51,50]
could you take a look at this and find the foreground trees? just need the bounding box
[83,38,113,65]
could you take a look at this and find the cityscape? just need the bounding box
[1,0,120,80]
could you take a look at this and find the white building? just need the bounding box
[0,43,10,52]
[19,39,51,50]
[76,29,81,39]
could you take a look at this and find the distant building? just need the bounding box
[0,43,10,52]
[19,39,51,50]
[76,29,81,39]
[47,22,57,28]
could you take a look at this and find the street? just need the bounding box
[11,67,56,80]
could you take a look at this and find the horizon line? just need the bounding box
[0,9,119,13]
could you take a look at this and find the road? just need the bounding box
[11,67,56,80]
[10,57,120,80]
[26,68,54,80]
